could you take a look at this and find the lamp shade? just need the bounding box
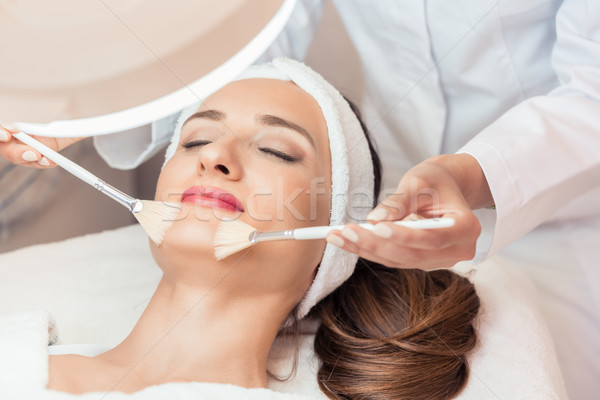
[0,0,295,137]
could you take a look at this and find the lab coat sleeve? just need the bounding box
[93,113,179,170]
[93,0,325,170]
[458,0,600,259]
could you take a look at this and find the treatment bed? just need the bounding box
[0,224,568,399]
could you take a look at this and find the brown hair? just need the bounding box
[313,262,480,400]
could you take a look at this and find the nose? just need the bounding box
[196,138,242,180]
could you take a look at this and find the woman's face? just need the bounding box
[152,78,331,307]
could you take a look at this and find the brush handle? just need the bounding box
[13,131,139,211]
[292,217,455,240]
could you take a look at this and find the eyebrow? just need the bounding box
[182,109,226,127]
[256,114,316,149]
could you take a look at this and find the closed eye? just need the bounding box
[259,147,300,163]
[182,140,211,149]
[182,140,299,162]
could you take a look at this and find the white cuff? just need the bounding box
[93,113,178,170]
[457,141,516,259]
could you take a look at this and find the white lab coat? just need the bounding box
[95,1,600,398]
[257,0,600,256]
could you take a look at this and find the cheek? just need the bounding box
[236,170,328,294]
[154,171,168,201]
[245,174,331,230]
[155,158,189,202]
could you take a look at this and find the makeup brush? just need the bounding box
[11,130,180,245]
[214,217,455,260]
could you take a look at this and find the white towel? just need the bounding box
[0,311,321,399]
[452,260,569,400]
[0,310,56,389]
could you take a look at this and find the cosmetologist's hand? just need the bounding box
[0,125,83,169]
[326,154,494,270]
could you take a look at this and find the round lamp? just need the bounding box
[0,0,296,137]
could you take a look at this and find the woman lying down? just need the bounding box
[44,58,480,399]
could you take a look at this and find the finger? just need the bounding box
[332,224,416,267]
[0,142,51,168]
[338,225,423,265]
[352,247,402,268]
[370,210,480,250]
[22,154,55,169]
[347,232,471,270]
[353,222,456,252]
[325,229,466,270]
[334,221,478,267]
[37,156,54,168]
[367,173,447,222]
[0,127,58,168]
[325,231,401,267]
[357,245,437,269]
[0,127,11,142]
[358,243,468,270]
[366,192,410,222]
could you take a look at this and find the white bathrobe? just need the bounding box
[0,311,322,400]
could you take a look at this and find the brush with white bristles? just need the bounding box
[11,130,180,245]
[213,217,455,260]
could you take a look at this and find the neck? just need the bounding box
[98,274,286,389]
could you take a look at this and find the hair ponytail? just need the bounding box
[314,261,480,400]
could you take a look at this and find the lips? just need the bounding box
[181,186,244,212]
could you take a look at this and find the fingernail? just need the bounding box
[0,130,9,141]
[22,150,38,162]
[326,235,345,248]
[367,208,388,221]
[38,157,51,167]
[405,213,419,221]
[341,228,359,243]
[372,224,393,239]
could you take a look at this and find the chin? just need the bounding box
[148,205,221,263]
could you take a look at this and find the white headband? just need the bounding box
[164,58,374,319]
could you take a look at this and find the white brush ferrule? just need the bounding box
[94,180,139,212]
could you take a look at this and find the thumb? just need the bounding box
[366,191,409,221]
